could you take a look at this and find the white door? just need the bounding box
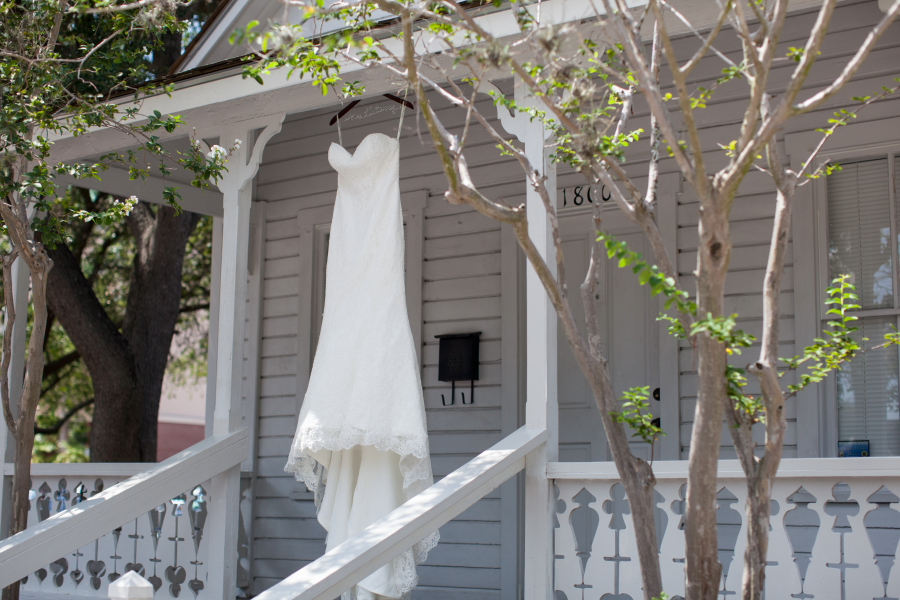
[557,209,660,462]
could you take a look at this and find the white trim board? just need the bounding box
[54,167,224,216]
[547,455,900,479]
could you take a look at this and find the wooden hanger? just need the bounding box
[329,94,414,126]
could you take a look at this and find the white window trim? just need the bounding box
[786,118,900,457]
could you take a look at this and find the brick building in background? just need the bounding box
[156,376,205,461]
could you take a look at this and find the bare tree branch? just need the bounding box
[601,0,695,182]
[42,349,81,378]
[651,1,709,201]
[34,397,94,435]
[795,0,900,113]
[673,0,733,76]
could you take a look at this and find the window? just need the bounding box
[827,156,900,456]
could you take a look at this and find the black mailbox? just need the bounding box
[435,332,480,406]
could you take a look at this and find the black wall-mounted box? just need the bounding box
[435,332,480,405]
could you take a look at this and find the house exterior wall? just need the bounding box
[663,0,900,459]
[544,0,900,462]
[236,0,900,594]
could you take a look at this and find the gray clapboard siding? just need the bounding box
[424,386,503,409]
[412,586,499,600]
[680,397,798,422]
[417,566,500,589]
[678,244,793,273]
[669,0,900,459]
[253,560,313,580]
[248,91,519,597]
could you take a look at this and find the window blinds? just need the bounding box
[828,157,899,456]
[836,316,900,456]
[827,157,892,309]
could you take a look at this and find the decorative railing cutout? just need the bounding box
[16,475,213,598]
[553,473,900,599]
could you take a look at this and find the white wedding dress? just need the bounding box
[285,132,438,600]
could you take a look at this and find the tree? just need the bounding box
[34,190,212,463]
[0,1,234,597]
[45,200,201,461]
[31,0,222,463]
[234,1,900,598]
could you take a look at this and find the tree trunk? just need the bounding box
[46,204,199,462]
[738,178,796,600]
[123,205,199,462]
[742,477,771,600]
[685,209,731,600]
[150,32,184,77]
[4,249,52,600]
[46,243,142,462]
[592,369,664,599]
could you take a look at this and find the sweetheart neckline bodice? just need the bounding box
[329,132,398,169]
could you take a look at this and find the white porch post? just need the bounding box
[0,259,30,539]
[499,79,558,600]
[204,116,283,600]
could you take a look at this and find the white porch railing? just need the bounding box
[255,427,548,600]
[548,457,900,600]
[0,429,249,595]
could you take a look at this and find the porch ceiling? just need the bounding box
[52,136,226,215]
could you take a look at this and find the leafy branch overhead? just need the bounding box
[1,0,240,575]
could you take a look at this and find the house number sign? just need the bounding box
[560,184,612,208]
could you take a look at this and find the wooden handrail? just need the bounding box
[254,426,548,600]
[0,428,249,587]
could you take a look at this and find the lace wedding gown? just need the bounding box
[285,132,438,600]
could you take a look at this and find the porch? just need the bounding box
[2,0,900,598]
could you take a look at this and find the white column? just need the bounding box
[0,258,30,539]
[206,177,251,600]
[205,216,223,437]
[204,116,283,600]
[498,79,558,600]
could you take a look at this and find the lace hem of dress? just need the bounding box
[284,426,432,491]
[284,426,439,599]
[336,530,439,600]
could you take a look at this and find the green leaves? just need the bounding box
[141,111,184,133]
[786,47,805,62]
[689,63,746,110]
[599,232,695,315]
[611,386,665,445]
[691,313,755,355]
[779,275,877,394]
[71,195,137,226]
[1,0,235,239]
[806,79,900,179]
[726,364,763,421]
